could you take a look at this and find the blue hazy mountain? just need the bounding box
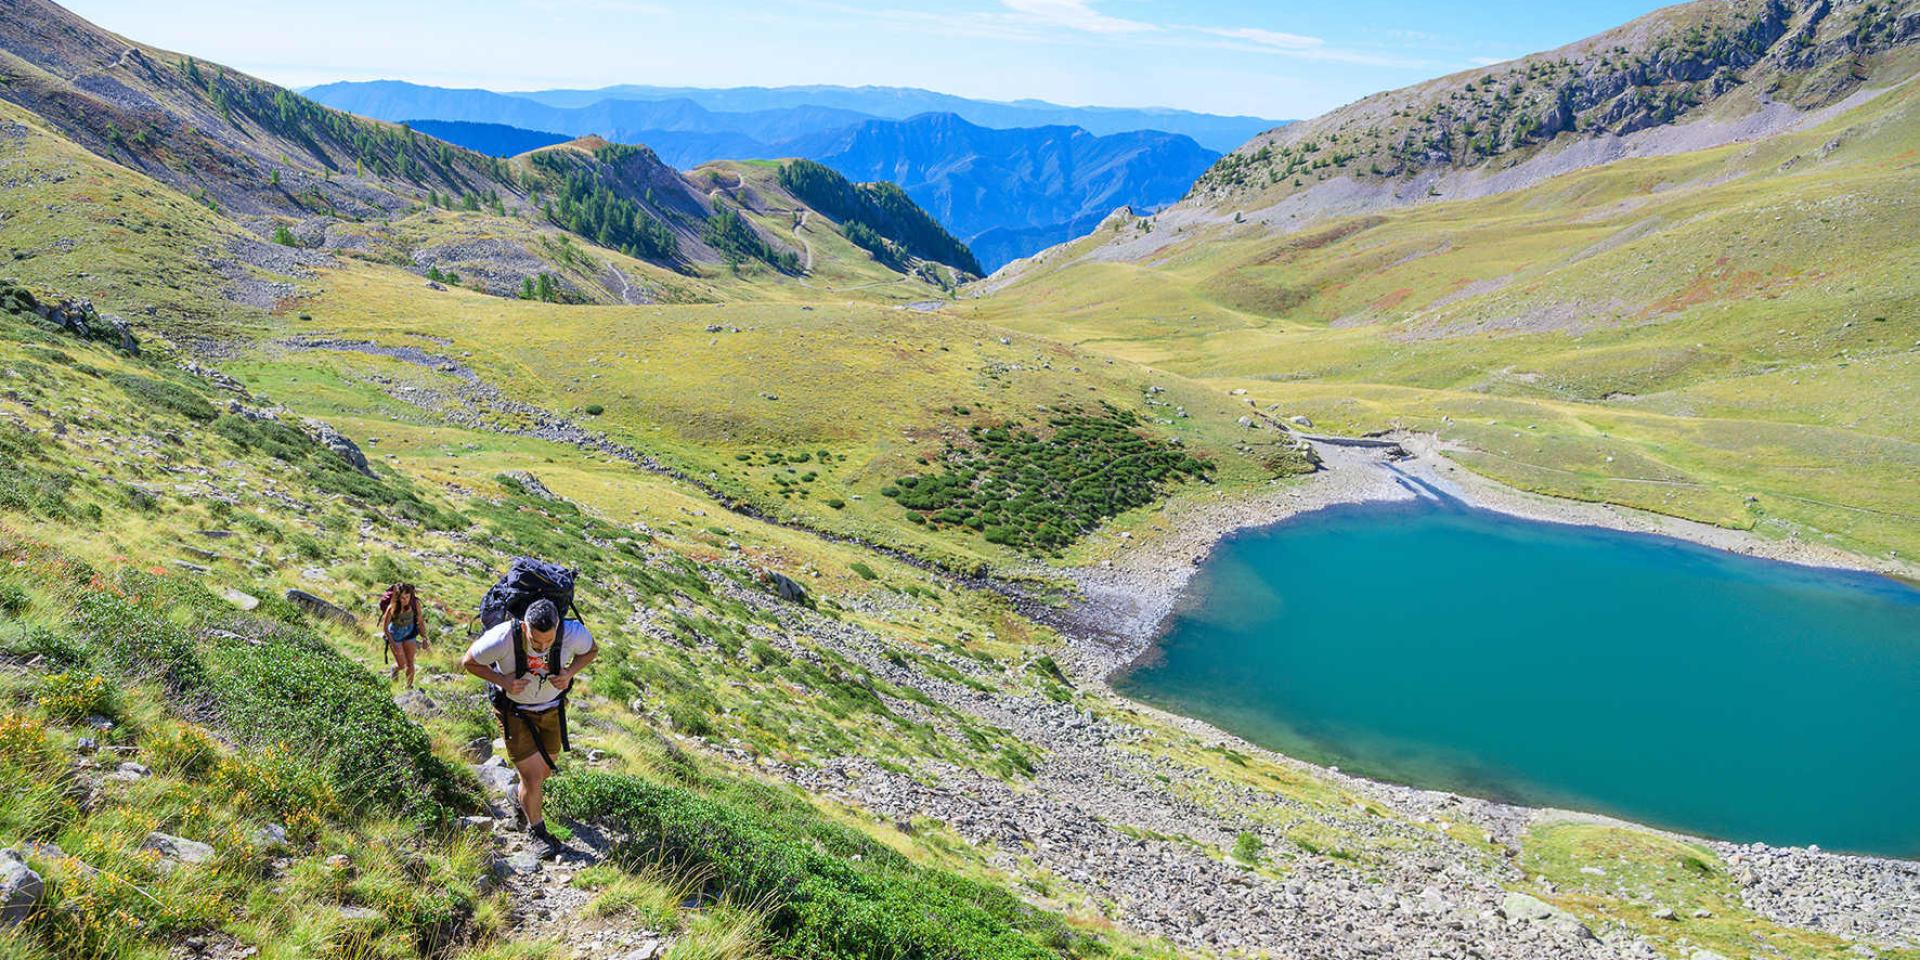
[403,120,570,157]
[498,83,1281,152]
[306,81,1243,270]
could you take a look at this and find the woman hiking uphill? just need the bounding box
[461,597,596,859]
[379,582,430,688]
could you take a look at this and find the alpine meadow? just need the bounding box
[0,1,1916,959]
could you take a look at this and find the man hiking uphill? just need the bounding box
[462,596,596,858]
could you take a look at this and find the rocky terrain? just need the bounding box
[669,529,1920,959]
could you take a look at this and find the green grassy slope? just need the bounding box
[968,72,1920,562]
[0,276,1198,959]
[10,279,1904,960]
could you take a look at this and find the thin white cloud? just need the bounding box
[1002,0,1157,35]
[1194,28,1433,68]
[1199,26,1324,52]
[1469,55,1511,67]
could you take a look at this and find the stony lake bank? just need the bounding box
[945,434,1920,956]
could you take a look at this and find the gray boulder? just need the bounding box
[253,823,289,850]
[473,757,518,795]
[764,570,808,605]
[394,689,439,718]
[142,831,215,870]
[284,589,358,627]
[0,850,41,926]
[502,471,558,501]
[302,418,373,477]
[1501,891,1594,939]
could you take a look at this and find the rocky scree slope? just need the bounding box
[1189,0,1920,218]
[0,0,519,222]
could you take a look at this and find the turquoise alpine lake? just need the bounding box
[1115,497,1920,858]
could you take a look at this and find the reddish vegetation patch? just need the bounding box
[1252,216,1388,265]
[1650,268,1772,315]
[1372,288,1414,311]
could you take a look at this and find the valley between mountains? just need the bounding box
[0,0,1917,959]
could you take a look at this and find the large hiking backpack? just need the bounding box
[478,557,580,631]
[476,558,585,771]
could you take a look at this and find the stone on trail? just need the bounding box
[1500,891,1593,939]
[143,831,215,868]
[474,757,519,794]
[394,689,439,717]
[462,736,494,763]
[253,824,288,850]
[501,851,541,876]
[0,850,42,927]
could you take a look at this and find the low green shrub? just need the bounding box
[0,581,31,615]
[0,457,73,518]
[217,416,462,530]
[214,743,339,839]
[146,724,223,779]
[0,623,88,667]
[35,671,120,722]
[550,771,1072,960]
[884,405,1211,553]
[109,372,217,422]
[71,577,478,822]
[1232,831,1265,865]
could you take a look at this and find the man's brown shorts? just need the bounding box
[502,705,563,766]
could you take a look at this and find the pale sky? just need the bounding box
[63,0,1675,119]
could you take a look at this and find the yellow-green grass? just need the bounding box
[243,262,1309,571]
[962,76,1920,562]
[0,321,1193,958]
[0,100,262,341]
[1519,822,1920,960]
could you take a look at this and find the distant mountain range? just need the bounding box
[310,81,1281,152]
[406,120,570,158]
[790,113,1217,270]
[305,80,1262,269]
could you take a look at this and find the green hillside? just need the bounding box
[1,0,1918,958]
[970,57,1920,562]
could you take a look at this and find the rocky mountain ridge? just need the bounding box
[1188,0,1920,215]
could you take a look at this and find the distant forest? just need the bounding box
[777,160,981,275]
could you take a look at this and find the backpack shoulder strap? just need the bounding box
[511,621,529,678]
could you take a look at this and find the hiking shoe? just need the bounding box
[529,824,565,860]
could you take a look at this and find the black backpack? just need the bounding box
[476,558,585,769]
[478,557,580,631]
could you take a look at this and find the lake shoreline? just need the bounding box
[1056,431,1920,680]
[1025,431,1920,946]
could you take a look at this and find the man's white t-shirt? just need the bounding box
[467,619,594,711]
